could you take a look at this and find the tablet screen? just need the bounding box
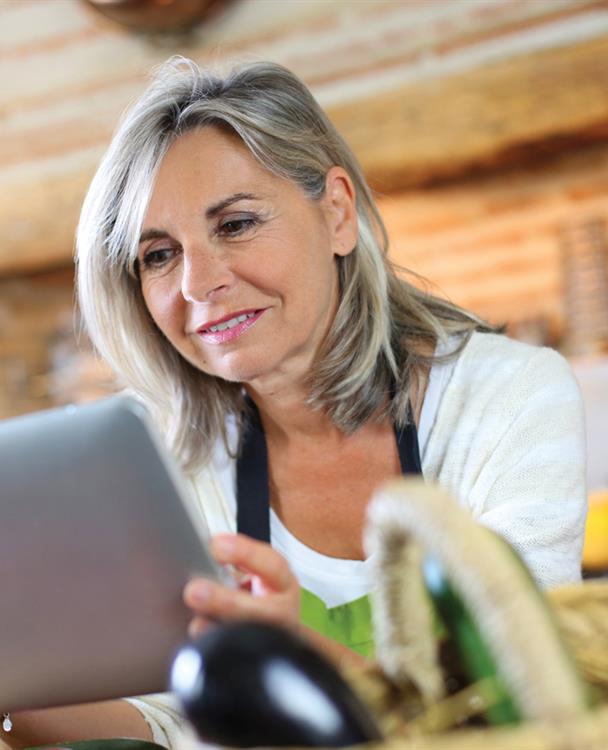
[0,396,222,711]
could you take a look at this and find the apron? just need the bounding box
[236,401,422,657]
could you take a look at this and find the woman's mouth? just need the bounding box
[196,309,265,344]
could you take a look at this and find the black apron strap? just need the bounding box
[236,403,271,543]
[394,414,423,475]
[236,402,423,543]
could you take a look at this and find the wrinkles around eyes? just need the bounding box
[138,214,264,276]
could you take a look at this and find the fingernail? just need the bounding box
[212,534,236,557]
[185,580,210,604]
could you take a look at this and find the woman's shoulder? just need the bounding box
[457,329,565,366]
[429,331,582,441]
[451,331,578,397]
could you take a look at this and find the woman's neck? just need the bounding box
[244,384,343,447]
[244,356,430,447]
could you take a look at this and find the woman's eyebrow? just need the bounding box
[138,228,170,245]
[138,193,260,244]
[205,192,259,218]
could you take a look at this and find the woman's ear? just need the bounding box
[322,167,358,257]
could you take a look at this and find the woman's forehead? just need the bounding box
[151,127,279,199]
[140,128,310,235]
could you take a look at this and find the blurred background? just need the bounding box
[1,0,607,557]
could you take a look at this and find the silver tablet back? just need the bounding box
[0,396,220,712]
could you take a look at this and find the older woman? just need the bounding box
[5,57,586,749]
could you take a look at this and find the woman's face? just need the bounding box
[138,127,357,391]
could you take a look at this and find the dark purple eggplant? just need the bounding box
[169,622,382,747]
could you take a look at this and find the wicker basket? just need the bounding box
[340,480,608,750]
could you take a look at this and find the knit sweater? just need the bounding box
[127,332,587,746]
[422,332,586,588]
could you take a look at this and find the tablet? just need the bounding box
[0,396,224,712]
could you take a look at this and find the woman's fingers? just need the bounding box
[187,615,215,639]
[184,576,299,627]
[183,534,300,632]
[211,533,295,593]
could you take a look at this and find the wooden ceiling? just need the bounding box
[1,0,608,276]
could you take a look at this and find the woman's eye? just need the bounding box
[218,216,258,237]
[141,247,177,270]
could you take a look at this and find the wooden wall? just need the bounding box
[381,141,608,346]
[2,0,608,274]
[0,268,114,418]
[1,0,608,421]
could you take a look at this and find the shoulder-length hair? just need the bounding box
[77,56,498,471]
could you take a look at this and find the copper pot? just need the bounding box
[84,0,226,32]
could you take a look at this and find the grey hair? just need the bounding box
[77,56,498,470]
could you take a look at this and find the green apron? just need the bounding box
[300,588,375,658]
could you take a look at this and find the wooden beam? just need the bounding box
[2,30,608,276]
[378,141,608,341]
[330,33,608,191]
[0,167,94,277]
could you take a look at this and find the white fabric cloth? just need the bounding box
[128,332,587,747]
[420,332,586,589]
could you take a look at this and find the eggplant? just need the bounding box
[170,622,382,747]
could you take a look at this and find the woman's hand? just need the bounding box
[183,533,301,639]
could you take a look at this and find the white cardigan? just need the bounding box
[421,331,586,588]
[128,332,588,746]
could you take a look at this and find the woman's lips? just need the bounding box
[196,309,265,344]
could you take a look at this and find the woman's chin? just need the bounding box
[185,344,303,389]
[195,354,276,386]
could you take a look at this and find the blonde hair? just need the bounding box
[77,57,498,470]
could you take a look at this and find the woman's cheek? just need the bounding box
[143,281,185,341]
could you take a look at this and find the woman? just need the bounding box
[5,57,586,749]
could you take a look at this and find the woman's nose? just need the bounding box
[180,246,234,303]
